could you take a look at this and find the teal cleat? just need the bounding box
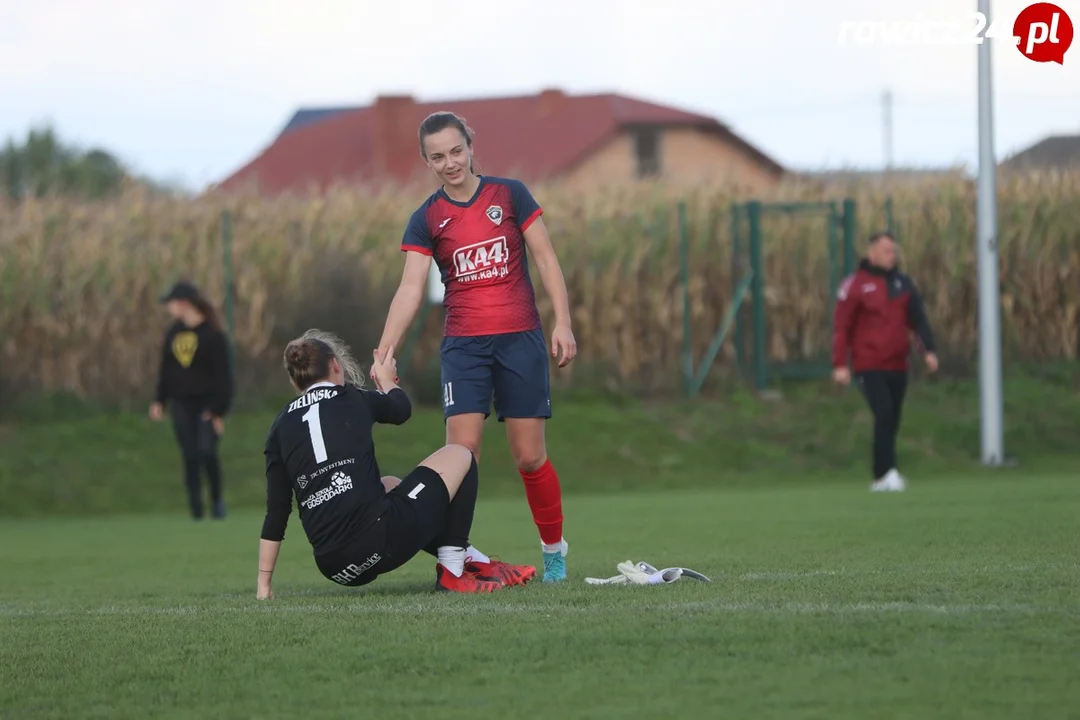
[542,540,568,583]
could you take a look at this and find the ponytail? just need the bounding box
[191,293,222,333]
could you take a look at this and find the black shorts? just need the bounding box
[314,465,450,587]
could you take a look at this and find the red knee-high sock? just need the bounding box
[519,458,563,545]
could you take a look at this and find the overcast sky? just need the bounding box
[3,0,1077,190]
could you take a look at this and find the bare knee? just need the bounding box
[446,414,484,461]
[505,418,547,471]
[515,451,547,472]
[381,475,402,493]
[454,439,481,461]
[418,444,475,498]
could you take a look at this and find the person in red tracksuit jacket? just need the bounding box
[832,232,938,492]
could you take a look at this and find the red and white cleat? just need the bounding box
[465,557,537,587]
[435,564,503,593]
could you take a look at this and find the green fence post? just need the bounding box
[884,196,894,234]
[842,198,857,275]
[689,271,754,397]
[652,201,671,258]
[827,202,840,295]
[221,209,236,339]
[679,201,692,397]
[220,209,236,399]
[827,204,841,369]
[747,200,766,391]
[731,203,745,377]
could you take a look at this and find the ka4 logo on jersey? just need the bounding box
[485,205,503,225]
[453,236,510,282]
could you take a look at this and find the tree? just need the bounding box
[0,123,149,201]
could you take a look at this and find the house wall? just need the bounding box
[560,127,781,192]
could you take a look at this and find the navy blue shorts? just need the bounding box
[440,329,551,421]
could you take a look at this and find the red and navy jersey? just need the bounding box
[401,176,544,337]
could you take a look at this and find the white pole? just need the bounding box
[976,0,1004,464]
[883,89,893,170]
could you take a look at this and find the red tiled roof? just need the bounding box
[216,89,783,195]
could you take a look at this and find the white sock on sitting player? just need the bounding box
[439,546,466,576]
[541,538,568,555]
[465,545,490,564]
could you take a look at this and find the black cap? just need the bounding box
[159,280,199,303]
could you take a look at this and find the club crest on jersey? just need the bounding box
[485,205,503,225]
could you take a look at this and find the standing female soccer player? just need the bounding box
[257,330,511,596]
[149,280,233,520]
[375,111,577,583]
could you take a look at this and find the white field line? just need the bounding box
[1,565,1073,619]
[0,599,1065,619]
[734,563,1073,580]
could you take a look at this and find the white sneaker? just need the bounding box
[870,469,906,492]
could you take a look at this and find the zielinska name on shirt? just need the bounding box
[288,387,339,412]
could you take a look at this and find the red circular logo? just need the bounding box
[1013,2,1074,63]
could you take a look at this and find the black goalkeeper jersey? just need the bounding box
[260,381,412,556]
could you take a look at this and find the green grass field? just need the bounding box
[4,370,1080,518]
[2,475,1078,719]
[2,372,1079,718]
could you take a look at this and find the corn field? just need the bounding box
[2,171,1079,406]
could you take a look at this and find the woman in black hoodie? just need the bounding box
[149,280,234,520]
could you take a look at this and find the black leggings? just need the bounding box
[856,370,908,479]
[169,399,223,518]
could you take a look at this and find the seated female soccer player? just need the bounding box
[256,329,530,596]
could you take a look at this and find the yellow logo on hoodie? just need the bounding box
[172,331,198,368]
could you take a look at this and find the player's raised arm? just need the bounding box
[365,347,412,425]
[378,210,435,358]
